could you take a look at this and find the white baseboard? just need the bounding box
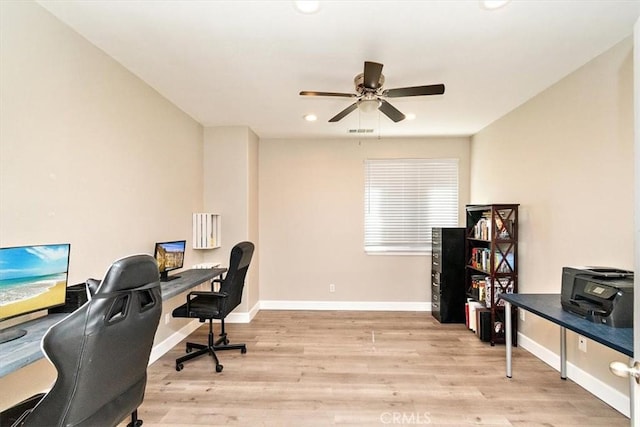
[149,319,202,365]
[517,332,630,418]
[259,300,430,311]
[225,301,260,323]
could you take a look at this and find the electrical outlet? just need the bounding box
[578,335,587,352]
[519,309,525,321]
[329,283,335,293]
[164,313,171,325]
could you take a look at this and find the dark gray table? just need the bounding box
[500,293,633,379]
[0,268,226,378]
[159,267,226,300]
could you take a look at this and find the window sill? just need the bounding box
[365,250,431,256]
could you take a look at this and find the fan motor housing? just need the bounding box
[354,72,385,94]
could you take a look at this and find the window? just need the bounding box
[364,158,459,254]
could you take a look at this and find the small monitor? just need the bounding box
[154,240,186,282]
[0,243,71,344]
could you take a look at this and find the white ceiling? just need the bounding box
[37,0,640,140]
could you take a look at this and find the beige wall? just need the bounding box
[471,37,634,397]
[0,1,204,408]
[259,137,470,303]
[248,129,260,311]
[0,1,205,280]
[203,126,260,313]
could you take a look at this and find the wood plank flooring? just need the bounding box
[129,311,628,426]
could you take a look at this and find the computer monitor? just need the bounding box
[153,240,186,282]
[0,243,71,344]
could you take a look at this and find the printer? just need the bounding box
[561,266,634,328]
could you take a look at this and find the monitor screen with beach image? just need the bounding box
[0,243,70,344]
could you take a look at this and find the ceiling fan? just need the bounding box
[299,61,445,123]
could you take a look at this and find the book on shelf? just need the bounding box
[473,210,515,241]
[466,300,484,332]
[472,213,493,240]
[485,277,515,306]
[496,209,515,239]
[470,248,515,273]
[494,251,515,273]
[498,219,513,239]
[469,275,486,301]
[470,247,491,271]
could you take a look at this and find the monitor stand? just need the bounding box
[159,272,181,282]
[0,328,27,345]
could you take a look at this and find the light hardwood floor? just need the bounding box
[131,311,628,426]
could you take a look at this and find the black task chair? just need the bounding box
[172,241,254,373]
[1,254,162,427]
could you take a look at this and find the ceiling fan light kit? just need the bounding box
[357,98,381,113]
[300,61,445,123]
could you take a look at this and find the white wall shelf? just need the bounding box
[192,213,221,249]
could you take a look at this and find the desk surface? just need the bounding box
[159,267,226,300]
[500,293,633,357]
[0,268,226,378]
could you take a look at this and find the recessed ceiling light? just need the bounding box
[405,113,416,121]
[303,114,317,122]
[294,1,320,14]
[481,0,511,10]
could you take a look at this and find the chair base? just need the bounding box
[175,324,246,373]
[176,341,224,373]
[213,332,247,354]
[127,409,143,427]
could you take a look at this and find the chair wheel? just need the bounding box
[185,345,192,353]
[241,347,247,354]
[224,339,230,345]
[216,364,223,373]
[176,363,183,371]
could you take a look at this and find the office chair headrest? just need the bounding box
[96,254,160,295]
[230,241,254,270]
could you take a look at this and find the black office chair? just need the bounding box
[172,241,254,373]
[1,254,162,427]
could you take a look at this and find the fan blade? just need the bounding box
[363,61,383,89]
[378,100,405,122]
[329,103,358,122]
[383,84,445,98]
[300,91,356,98]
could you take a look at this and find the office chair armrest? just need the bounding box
[188,291,228,299]
[186,291,228,314]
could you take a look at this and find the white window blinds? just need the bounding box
[364,158,459,253]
